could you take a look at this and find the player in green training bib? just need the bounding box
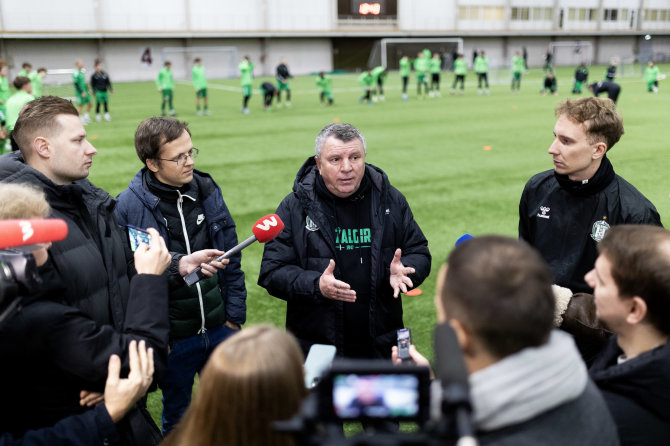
[429,52,442,97]
[31,68,47,98]
[316,71,333,106]
[276,59,292,107]
[157,61,176,116]
[644,60,661,93]
[474,50,490,95]
[6,76,34,132]
[192,58,210,115]
[358,70,374,105]
[239,56,254,114]
[511,51,525,93]
[451,53,467,95]
[73,59,92,124]
[399,55,411,100]
[370,66,387,102]
[414,51,429,98]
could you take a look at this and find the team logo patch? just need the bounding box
[305,216,319,232]
[591,219,610,242]
[537,206,550,219]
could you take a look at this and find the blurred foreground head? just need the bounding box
[442,236,555,361]
[162,325,307,446]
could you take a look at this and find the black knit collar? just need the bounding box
[554,156,615,196]
[315,171,371,204]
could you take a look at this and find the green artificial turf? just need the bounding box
[79,63,669,427]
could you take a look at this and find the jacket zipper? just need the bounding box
[177,191,207,335]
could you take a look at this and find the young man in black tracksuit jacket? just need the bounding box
[519,97,661,294]
[259,123,431,359]
[115,117,246,435]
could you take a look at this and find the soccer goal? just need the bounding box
[41,68,77,100]
[548,41,593,67]
[368,38,464,70]
[161,46,238,80]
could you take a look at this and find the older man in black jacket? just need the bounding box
[259,123,431,359]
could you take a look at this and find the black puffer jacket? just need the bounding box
[0,273,168,438]
[0,151,132,328]
[258,157,431,357]
[590,337,670,446]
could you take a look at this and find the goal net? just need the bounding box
[41,68,77,100]
[161,47,238,80]
[548,41,593,67]
[368,38,463,70]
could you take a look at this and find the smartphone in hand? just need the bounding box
[397,328,412,363]
[127,225,151,252]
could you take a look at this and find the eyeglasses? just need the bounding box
[157,148,199,166]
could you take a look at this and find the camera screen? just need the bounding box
[332,373,420,419]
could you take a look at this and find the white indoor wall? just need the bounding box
[398,0,457,31]
[266,1,333,31]
[189,1,263,32]
[264,39,333,76]
[0,0,96,31]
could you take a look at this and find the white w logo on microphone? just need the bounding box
[20,221,34,242]
[255,216,278,231]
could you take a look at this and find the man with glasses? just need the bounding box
[0,97,228,443]
[115,116,247,434]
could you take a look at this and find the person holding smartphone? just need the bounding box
[0,96,224,444]
[0,183,169,443]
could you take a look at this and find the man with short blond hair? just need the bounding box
[519,97,661,293]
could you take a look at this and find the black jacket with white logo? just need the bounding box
[519,157,662,293]
[258,157,431,358]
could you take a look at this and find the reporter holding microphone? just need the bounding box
[115,117,246,435]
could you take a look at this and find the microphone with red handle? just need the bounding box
[0,219,69,250]
[183,213,284,286]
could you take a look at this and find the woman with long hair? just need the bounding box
[161,325,307,446]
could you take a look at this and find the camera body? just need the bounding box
[316,359,431,425]
[0,249,41,325]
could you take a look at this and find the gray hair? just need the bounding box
[314,123,367,158]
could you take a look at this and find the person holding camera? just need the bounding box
[0,182,172,442]
[394,236,618,445]
[0,96,227,443]
[0,340,154,446]
[259,123,431,360]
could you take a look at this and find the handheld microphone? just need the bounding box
[183,214,284,286]
[0,219,68,250]
[434,322,478,446]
